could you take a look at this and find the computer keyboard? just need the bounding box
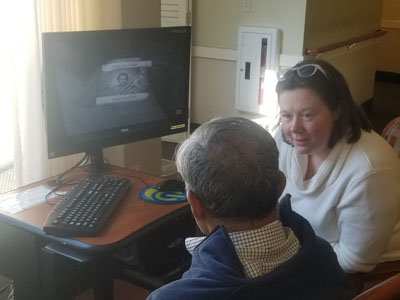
[43,175,131,237]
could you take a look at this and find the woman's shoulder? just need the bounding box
[349,130,400,172]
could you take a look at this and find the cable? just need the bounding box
[45,180,77,205]
[47,154,89,187]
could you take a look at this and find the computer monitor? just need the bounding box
[42,26,191,173]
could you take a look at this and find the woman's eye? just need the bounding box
[280,114,291,120]
[302,113,312,119]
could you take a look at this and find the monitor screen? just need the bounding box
[42,26,191,172]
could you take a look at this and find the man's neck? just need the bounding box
[221,209,277,233]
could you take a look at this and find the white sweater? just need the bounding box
[275,129,400,273]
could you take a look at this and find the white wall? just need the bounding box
[190,0,383,124]
[103,0,162,176]
[304,0,383,106]
[121,0,161,28]
[192,0,307,55]
[190,0,307,124]
[377,0,400,73]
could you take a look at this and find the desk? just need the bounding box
[0,165,191,300]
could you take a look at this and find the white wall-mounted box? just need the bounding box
[235,26,281,115]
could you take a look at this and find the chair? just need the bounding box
[352,272,400,300]
[381,116,400,157]
[348,260,400,294]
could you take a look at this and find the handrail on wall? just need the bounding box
[305,29,387,57]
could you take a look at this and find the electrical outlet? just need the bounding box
[242,0,251,12]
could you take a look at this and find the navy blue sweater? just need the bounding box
[147,195,355,300]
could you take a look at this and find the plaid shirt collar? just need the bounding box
[185,220,300,278]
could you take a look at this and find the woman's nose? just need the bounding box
[290,117,303,133]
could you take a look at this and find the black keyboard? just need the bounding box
[43,176,131,237]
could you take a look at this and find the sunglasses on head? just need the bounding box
[278,63,327,81]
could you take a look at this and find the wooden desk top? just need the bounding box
[0,165,188,252]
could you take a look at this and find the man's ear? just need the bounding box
[187,190,206,220]
[277,170,286,197]
[187,190,215,235]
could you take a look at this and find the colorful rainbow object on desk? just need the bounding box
[140,185,187,204]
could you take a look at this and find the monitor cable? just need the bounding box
[46,154,89,187]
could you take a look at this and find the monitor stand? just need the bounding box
[84,149,112,173]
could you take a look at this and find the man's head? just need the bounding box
[175,116,285,233]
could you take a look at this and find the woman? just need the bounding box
[274,59,400,273]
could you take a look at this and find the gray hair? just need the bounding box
[175,116,280,223]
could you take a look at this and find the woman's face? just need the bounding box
[279,88,338,158]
